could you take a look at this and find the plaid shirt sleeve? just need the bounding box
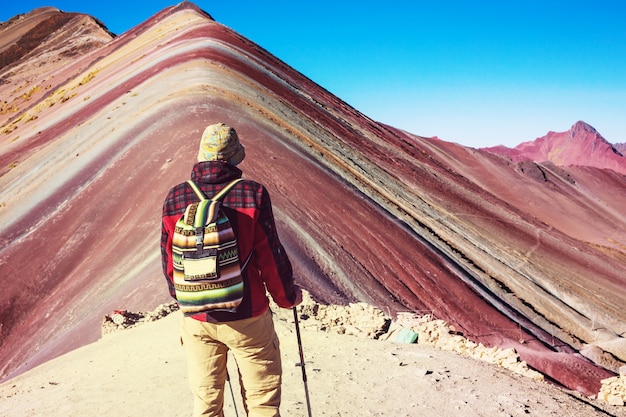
[254,187,296,307]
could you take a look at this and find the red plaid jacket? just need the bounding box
[161,161,297,322]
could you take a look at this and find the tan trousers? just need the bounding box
[180,309,282,417]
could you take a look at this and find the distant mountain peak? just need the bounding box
[0,7,113,72]
[482,121,626,175]
[564,121,620,156]
[570,120,598,137]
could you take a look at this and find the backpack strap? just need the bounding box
[186,179,243,202]
[185,178,253,271]
[211,178,243,202]
[187,180,207,201]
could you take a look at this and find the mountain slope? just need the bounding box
[0,3,625,397]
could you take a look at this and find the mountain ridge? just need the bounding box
[482,121,626,176]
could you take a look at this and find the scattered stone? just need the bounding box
[295,294,390,339]
[289,294,545,383]
[378,322,418,344]
[598,375,626,406]
[105,292,626,408]
[392,312,545,381]
[101,302,179,336]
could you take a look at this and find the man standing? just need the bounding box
[161,122,302,417]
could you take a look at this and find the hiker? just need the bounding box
[160,122,303,417]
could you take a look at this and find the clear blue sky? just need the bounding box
[2,1,625,148]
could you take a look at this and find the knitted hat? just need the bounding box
[197,123,245,165]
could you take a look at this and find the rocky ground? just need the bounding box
[1,291,624,417]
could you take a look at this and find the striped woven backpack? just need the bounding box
[171,179,251,314]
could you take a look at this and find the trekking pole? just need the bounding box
[293,306,313,417]
[226,369,239,417]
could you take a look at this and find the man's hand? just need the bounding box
[292,285,303,306]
